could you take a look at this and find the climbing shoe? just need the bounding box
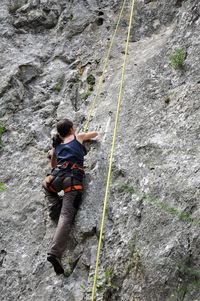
[47,254,64,275]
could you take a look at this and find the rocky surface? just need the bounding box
[0,0,200,300]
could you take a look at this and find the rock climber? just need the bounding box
[42,118,98,274]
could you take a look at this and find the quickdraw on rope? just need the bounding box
[83,0,127,133]
[91,1,135,300]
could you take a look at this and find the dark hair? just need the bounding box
[52,119,73,147]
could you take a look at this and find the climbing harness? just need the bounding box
[46,161,84,193]
[46,175,58,193]
[83,0,136,300]
[64,185,83,193]
[57,162,84,171]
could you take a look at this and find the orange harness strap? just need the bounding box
[46,176,82,194]
[57,162,84,171]
[46,175,58,193]
[64,185,82,193]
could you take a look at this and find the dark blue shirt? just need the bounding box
[55,136,84,167]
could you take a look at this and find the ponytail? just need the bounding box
[52,133,63,148]
[52,119,73,148]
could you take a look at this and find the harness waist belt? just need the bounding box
[64,185,82,193]
[57,162,84,171]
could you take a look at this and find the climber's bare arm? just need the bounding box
[51,148,57,168]
[77,131,98,144]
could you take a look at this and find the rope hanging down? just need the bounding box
[83,0,127,133]
[91,0,135,300]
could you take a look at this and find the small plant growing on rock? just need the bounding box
[87,74,95,86]
[0,183,6,191]
[80,284,86,291]
[24,0,28,3]
[120,185,135,194]
[97,269,117,294]
[81,91,91,100]
[169,47,186,69]
[70,14,77,21]
[87,74,95,91]
[55,84,62,91]
[123,234,144,276]
[0,126,5,147]
[120,184,200,226]
[65,268,72,277]
[68,258,73,266]
[176,263,200,278]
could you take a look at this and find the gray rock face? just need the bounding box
[0,0,200,300]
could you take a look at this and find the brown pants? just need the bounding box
[42,173,82,258]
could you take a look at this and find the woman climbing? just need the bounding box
[42,118,98,274]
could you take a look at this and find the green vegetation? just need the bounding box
[24,0,28,3]
[120,185,135,194]
[80,284,86,291]
[97,270,116,294]
[120,184,200,227]
[81,91,91,100]
[70,14,77,21]
[169,47,186,69]
[54,84,62,91]
[86,74,95,91]
[123,234,143,276]
[164,280,200,301]
[68,258,73,266]
[176,263,200,278]
[0,183,6,191]
[0,126,4,147]
[86,74,95,86]
[65,269,72,277]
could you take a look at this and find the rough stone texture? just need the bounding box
[0,0,200,300]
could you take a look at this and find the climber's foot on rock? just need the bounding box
[47,254,64,275]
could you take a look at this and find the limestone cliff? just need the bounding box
[0,0,199,300]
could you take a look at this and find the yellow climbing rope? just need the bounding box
[83,0,127,133]
[91,0,135,300]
